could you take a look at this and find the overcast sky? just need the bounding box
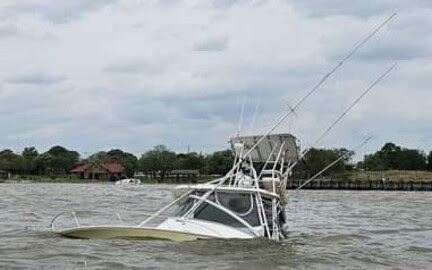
[0,0,431,159]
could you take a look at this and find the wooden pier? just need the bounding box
[287,178,432,191]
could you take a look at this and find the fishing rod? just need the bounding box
[230,12,397,172]
[283,63,397,176]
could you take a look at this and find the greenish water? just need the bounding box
[1,184,431,269]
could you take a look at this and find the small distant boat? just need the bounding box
[115,178,141,185]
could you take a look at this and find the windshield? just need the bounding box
[194,202,246,227]
[174,191,261,227]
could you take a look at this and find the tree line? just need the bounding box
[0,145,234,178]
[358,142,432,171]
[0,142,431,179]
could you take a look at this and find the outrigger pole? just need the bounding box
[229,12,397,172]
[284,63,397,176]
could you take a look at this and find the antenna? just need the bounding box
[286,102,297,133]
[236,96,246,137]
[248,100,261,135]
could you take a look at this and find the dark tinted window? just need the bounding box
[190,191,261,227]
[216,192,261,226]
[194,202,246,228]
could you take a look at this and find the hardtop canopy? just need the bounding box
[229,133,299,164]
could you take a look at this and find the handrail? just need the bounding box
[50,210,126,231]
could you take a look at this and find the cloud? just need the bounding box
[287,0,432,18]
[212,0,249,9]
[103,60,164,74]
[0,0,430,159]
[0,24,18,37]
[194,36,229,52]
[5,72,66,85]
[1,0,117,24]
[320,10,432,63]
[0,23,57,40]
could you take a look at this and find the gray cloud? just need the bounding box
[288,0,432,18]
[0,0,430,157]
[103,60,164,74]
[5,72,66,85]
[194,37,228,52]
[212,0,247,9]
[321,10,432,63]
[2,0,117,24]
[0,23,57,41]
[0,24,18,38]
[326,40,432,62]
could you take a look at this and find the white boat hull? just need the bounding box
[58,226,211,242]
[157,218,258,239]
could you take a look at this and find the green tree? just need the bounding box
[427,151,432,171]
[204,150,234,175]
[0,149,23,173]
[378,142,401,169]
[362,153,386,170]
[362,142,427,171]
[302,148,353,177]
[106,149,138,177]
[22,147,39,174]
[394,149,426,170]
[36,146,80,174]
[88,151,109,164]
[174,152,206,171]
[139,145,176,180]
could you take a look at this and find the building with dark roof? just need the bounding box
[70,161,126,181]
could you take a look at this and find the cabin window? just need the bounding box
[215,192,251,214]
[215,192,261,227]
[185,191,261,227]
[193,201,246,228]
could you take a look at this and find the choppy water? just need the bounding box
[0,184,431,270]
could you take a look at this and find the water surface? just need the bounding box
[1,184,431,269]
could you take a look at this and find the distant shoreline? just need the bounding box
[2,175,432,191]
[287,178,432,191]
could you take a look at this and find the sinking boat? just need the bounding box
[51,134,298,241]
[50,13,396,242]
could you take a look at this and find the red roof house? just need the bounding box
[70,161,126,181]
